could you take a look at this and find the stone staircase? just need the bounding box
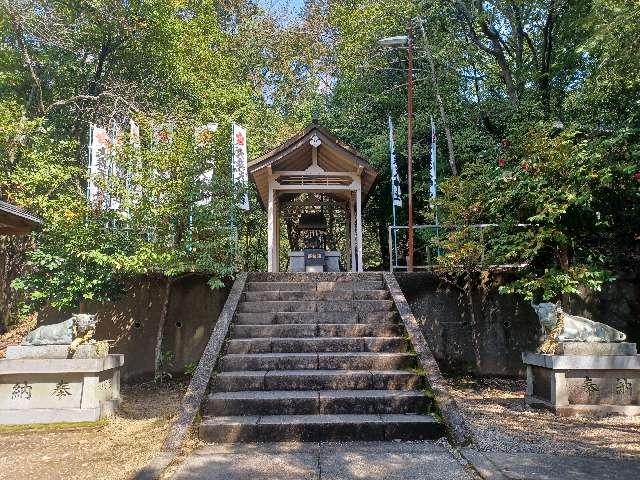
[199,272,444,442]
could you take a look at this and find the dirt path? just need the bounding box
[0,381,191,480]
[449,377,640,460]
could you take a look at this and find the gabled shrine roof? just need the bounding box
[248,124,378,209]
[0,200,43,235]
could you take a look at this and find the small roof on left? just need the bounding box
[0,200,43,235]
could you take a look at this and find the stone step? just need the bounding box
[234,311,396,325]
[247,272,384,283]
[246,281,385,292]
[212,370,422,392]
[207,390,429,416]
[199,413,443,442]
[238,300,394,314]
[244,290,389,302]
[230,323,401,339]
[220,352,416,371]
[225,337,408,354]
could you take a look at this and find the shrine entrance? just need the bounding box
[248,124,378,272]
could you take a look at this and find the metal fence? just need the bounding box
[387,223,531,272]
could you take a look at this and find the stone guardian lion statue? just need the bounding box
[531,302,626,354]
[22,313,99,355]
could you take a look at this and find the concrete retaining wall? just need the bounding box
[38,275,231,380]
[396,272,640,377]
[33,270,638,380]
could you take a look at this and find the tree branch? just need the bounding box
[455,1,496,55]
[4,5,45,114]
[43,92,140,115]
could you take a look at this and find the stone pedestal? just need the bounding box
[288,251,305,272]
[288,251,341,272]
[5,344,108,359]
[325,251,340,272]
[523,347,640,416]
[0,352,123,425]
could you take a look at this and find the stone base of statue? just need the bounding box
[523,342,640,416]
[288,250,341,272]
[0,346,123,425]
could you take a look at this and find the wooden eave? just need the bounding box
[248,125,378,210]
[0,200,43,235]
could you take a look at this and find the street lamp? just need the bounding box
[378,25,415,272]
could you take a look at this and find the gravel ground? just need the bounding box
[448,376,640,460]
[0,380,192,480]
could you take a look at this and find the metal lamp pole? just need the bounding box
[379,24,415,272]
[406,24,414,272]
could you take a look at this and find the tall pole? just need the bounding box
[407,23,415,272]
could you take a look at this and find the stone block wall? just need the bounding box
[37,274,231,380]
[396,272,640,377]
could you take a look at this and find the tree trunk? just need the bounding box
[456,0,519,104]
[418,19,458,175]
[540,0,557,117]
[154,276,173,382]
[0,236,30,334]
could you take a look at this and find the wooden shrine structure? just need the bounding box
[0,200,42,235]
[248,124,378,272]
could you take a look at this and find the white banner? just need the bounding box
[388,116,402,207]
[87,124,129,212]
[108,125,126,211]
[153,123,173,144]
[195,169,214,206]
[88,124,110,204]
[232,123,249,211]
[430,116,437,201]
[130,119,140,148]
[195,122,218,148]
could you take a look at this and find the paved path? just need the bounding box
[172,441,478,480]
[462,449,640,480]
[171,441,640,480]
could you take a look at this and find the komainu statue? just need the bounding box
[531,302,626,354]
[22,314,99,354]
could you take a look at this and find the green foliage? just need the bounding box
[1,0,639,320]
[0,0,321,318]
[183,362,197,377]
[324,0,640,300]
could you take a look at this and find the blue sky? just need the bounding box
[257,0,304,17]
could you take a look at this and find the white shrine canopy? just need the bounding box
[248,124,378,272]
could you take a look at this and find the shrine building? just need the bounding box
[248,124,378,273]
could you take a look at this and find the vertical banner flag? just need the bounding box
[88,123,135,213]
[388,116,402,208]
[195,122,218,148]
[430,116,437,201]
[232,123,249,210]
[128,119,142,200]
[129,119,140,149]
[88,124,111,204]
[195,169,214,206]
[153,123,173,144]
[195,123,218,206]
[108,125,125,211]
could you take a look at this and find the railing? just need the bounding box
[388,223,531,272]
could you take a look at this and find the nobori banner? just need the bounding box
[232,123,249,210]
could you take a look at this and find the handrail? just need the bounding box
[388,223,531,272]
